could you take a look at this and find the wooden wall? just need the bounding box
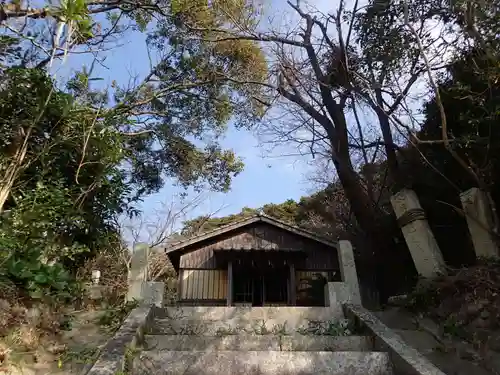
[177,222,339,303]
[180,269,227,300]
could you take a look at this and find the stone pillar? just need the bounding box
[91,270,101,285]
[460,187,499,259]
[325,282,358,305]
[126,243,149,302]
[391,189,446,278]
[338,240,362,305]
[142,281,165,307]
[88,269,103,301]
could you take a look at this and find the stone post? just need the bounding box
[91,270,101,285]
[142,281,165,307]
[89,269,103,301]
[126,243,149,302]
[460,187,499,259]
[338,240,362,305]
[391,189,446,278]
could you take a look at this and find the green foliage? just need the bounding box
[1,253,80,303]
[97,301,139,333]
[0,0,270,308]
[181,207,258,235]
[419,48,500,190]
[297,319,352,336]
[0,35,22,68]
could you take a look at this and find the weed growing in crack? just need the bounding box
[178,323,206,335]
[215,326,239,336]
[297,319,351,336]
[58,346,99,367]
[272,322,289,336]
[249,320,270,335]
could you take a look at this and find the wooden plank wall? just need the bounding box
[180,248,216,269]
[180,269,228,300]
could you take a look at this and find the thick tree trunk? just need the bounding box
[0,132,30,213]
[374,90,400,187]
[335,161,378,233]
[334,157,401,302]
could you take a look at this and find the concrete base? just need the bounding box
[144,334,373,352]
[325,282,361,306]
[127,281,165,307]
[132,350,393,375]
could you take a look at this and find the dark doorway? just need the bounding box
[233,266,288,306]
[263,268,288,305]
[252,274,264,306]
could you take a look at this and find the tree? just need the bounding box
[0,67,127,272]
[0,0,269,212]
[193,0,433,257]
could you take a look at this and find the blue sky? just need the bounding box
[50,0,324,238]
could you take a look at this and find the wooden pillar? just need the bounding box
[227,261,233,307]
[177,269,183,301]
[289,263,296,306]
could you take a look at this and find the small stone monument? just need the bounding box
[89,269,103,300]
[91,270,101,284]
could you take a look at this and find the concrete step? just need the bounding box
[150,318,351,335]
[132,350,393,375]
[151,306,346,335]
[153,306,344,322]
[144,334,374,352]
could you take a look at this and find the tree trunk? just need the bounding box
[334,157,400,302]
[335,160,378,236]
[374,89,400,187]
[0,131,30,213]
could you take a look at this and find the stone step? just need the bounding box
[132,350,393,375]
[144,334,374,352]
[150,317,349,335]
[153,306,344,322]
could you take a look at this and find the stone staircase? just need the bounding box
[131,306,394,375]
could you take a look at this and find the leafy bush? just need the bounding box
[2,257,80,303]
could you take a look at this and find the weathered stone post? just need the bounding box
[91,269,101,285]
[89,269,103,301]
[460,187,499,259]
[126,243,165,307]
[126,243,149,302]
[391,189,446,278]
[325,240,361,307]
[338,240,362,305]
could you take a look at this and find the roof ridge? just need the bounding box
[257,214,336,243]
[165,213,337,253]
[166,214,260,248]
